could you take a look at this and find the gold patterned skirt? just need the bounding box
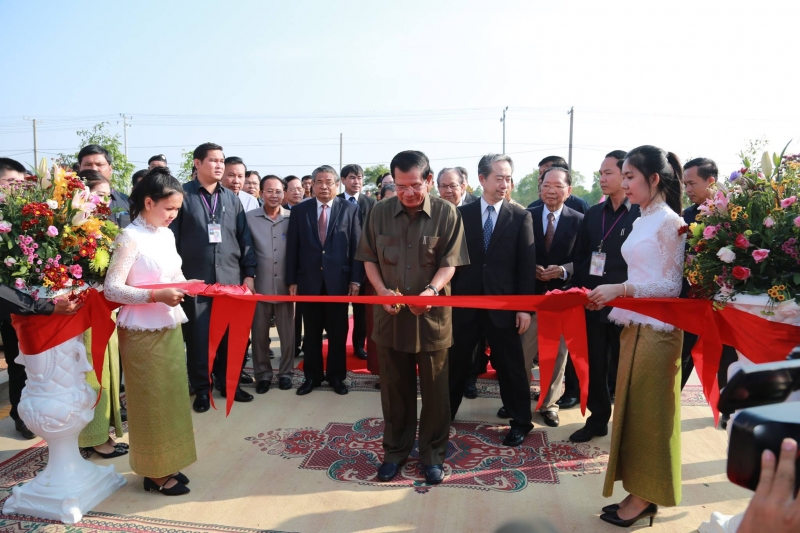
[118,326,197,478]
[602,325,683,506]
[79,326,124,448]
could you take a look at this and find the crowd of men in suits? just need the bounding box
[0,144,726,484]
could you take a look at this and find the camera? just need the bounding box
[720,350,800,492]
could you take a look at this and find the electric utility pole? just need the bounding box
[500,106,508,154]
[120,114,131,157]
[567,107,574,171]
[24,117,38,164]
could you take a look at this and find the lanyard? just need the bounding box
[201,189,219,222]
[598,208,627,252]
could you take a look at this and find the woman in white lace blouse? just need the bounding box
[104,168,197,496]
[586,146,687,528]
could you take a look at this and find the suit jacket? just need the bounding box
[246,206,291,296]
[451,200,536,329]
[285,196,364,296]
[169,180,256,285]
[337,192,376,227]
[110,189,131,228]
[528,194,590,214]
[462,192,480,205]
[529,204,583,294]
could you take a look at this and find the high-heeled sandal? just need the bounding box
[600,503,658,528]
[143,477,190,496]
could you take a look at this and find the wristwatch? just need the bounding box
[424,285,439,296]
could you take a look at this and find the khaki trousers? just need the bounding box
[521,313,569,413]
[251,301,296,382]
[377,346,450,466]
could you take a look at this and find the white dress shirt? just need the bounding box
[316,198,335,219]
[480,197,504,234]
[542,204,564,233]
[238,190,261,212]
[343,192,360,203]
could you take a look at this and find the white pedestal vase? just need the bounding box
[2,334,126,524]
[699,293,800,533]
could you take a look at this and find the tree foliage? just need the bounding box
[363,164,389,196]
[178,149,195,183]
[56,122,135,193]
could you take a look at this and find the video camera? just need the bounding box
[720,348,800,492]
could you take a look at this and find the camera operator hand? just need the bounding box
[738,438,800,533]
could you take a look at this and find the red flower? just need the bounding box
[734,233,750,249]
[677,225,689,236]
[732,266,751,280]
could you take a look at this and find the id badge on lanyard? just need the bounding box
[202,191,222,243]
[590,252,606,276]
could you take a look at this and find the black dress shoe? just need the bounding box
[720,413,730,430]
[220,387,254,402]
[600,503,658,528]
[377,462,400,481]
[463,384,478,399]
[120,407,128,422]
[541,411,560,427]
[569,425,608,442]
[555,396,579,410]
[239,371,255,384]
[497,406,510,419]
[269,349,275,359]
[601,503,620,514]
[193,394,210,413]
[502,427,528,447]
[424,464,445,485]
[256,380,271,394]
[374,381,381,390]
[278,377,293,390]
[296,380,320,396]
[14,419,35,440]
[354,348,368,360]
[143,476,190,496]
[330,380,349,395]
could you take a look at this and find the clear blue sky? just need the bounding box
[1,0,798,188]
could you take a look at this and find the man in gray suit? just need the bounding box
[170,142,257,413]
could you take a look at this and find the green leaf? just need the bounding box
[794,273,800,285]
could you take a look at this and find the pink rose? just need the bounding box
[0,221,11,234]
[46,225,58,237]
[763,216,775,228]
[752,249,770,263]
[732,266,751,280]
[14,278,24,289]
[781,196,797,208]
[794,216,800,228]
[69,265,83,279]
[702,225,718,239]
[3,257,15,267]
[713,191,729,211]
[734,233,750,249]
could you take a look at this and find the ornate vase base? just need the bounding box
[3,462,126,524]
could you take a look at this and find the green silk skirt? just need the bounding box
[79,326,124,448]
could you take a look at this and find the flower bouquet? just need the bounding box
[0,159,119,302]
[685,141,800,311]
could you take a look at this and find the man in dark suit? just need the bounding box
[450,154,536,446]
[77,144,131,227]
[286,165,364,395]
[170,142,257,413]
[337,164,376,360]
[526,156,590,214]
[524,166,583,428]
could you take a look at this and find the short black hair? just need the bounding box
[245,170,261,179]
[285,175,301,188]
[148,154,167,165]
[301,175,313,182]
[131,168,148,187]
[0,157,25,178]
[78,169,109,190]
[537,155,568,169]
[78,144,112,166]
[128,167,184,220]
[605,150,628,170]
[376,172,391,187]
[193,142,224,162]
[260,174,284,191]
[224,156,247,173]
[341,164,364,179]
[390,151,431,180]
[541,166,572,186]
[683,157,718,180]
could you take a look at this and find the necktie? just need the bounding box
[348,196,356,204]
[545,212,555,252]
[483,205,495,252]
[318,204,328,245]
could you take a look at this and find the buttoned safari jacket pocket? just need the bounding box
[420,236,440,267]
[377,235,400,265]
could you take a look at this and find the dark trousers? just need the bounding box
[563,356,580,398]
[585,319,623,430]
[0,321,24,422]
[351,284,367,351]
[450,311,533,432]
[680,332,738,390]
[181,295,238,394]
[377,345,450,465]
[302,287,348,382]
[294,303,304,356]
[467,340,488,387]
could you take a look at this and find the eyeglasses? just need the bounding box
[396,183,426,193]
[541,184,568,191]
[438,184,460,190]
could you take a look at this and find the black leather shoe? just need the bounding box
[256,380,271,394]
[541,411,560,427]
[143,476,190,496]
[278,377,293,390]
[269,349,275,359]
[569,425,608,442]
[120,407,128,422]
[424,464,445,485]
[296,380,320,396]
[602,503,620,514]
[556,396,579,410]
[173,472,189,485]
[193,393,210,413]
[720,413,730,430]
[220,387,253,402]
[330,380,349,395]
[374,381,381,390]
[239,371,255,385]
[377,462,400,481]
[502,427,528,447]
[464,385,478,399]
[354,348,368,360]
[600,503,658,528]
[497,406,510,419]
[14,419,35,440]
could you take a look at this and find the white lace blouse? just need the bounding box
[608,200,686,331]
[104,216,188,330]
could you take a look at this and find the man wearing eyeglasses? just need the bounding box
[356,150,469,486]
[436,168,465,206]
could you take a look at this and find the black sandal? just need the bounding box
[143,476,190,496]
[173,472,189,484]
[91,446,128,459]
